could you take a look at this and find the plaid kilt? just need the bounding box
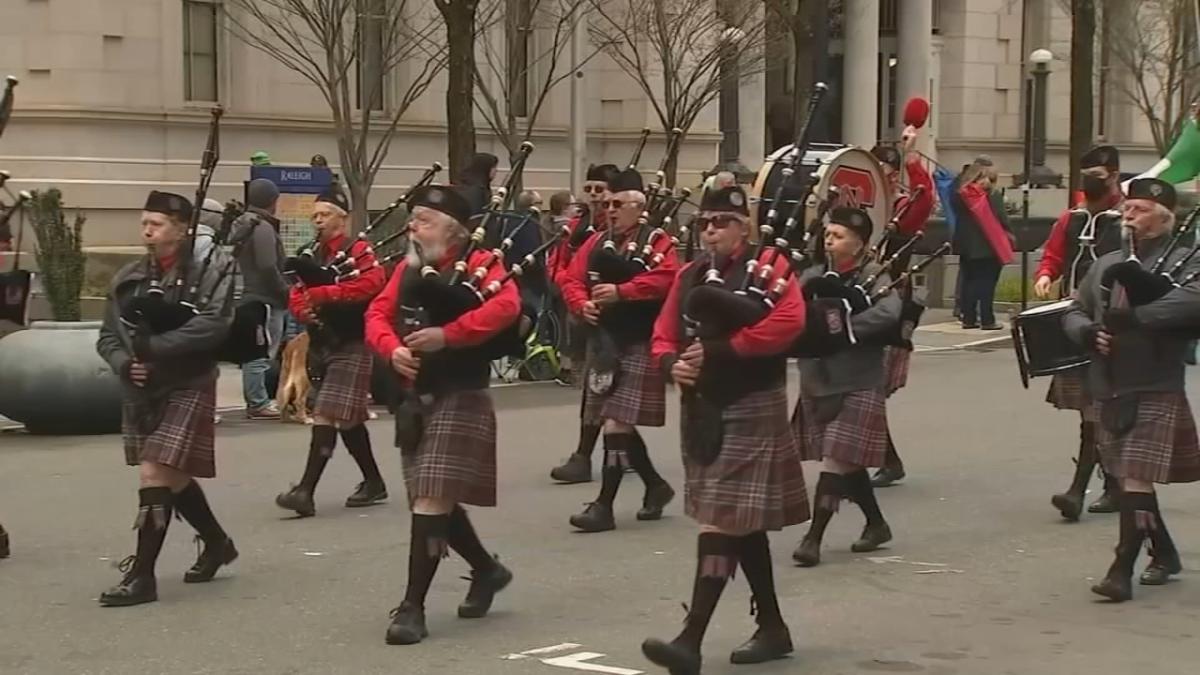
[402,390,497,507]
[883,346,911,397]
[1094,392,1200,485]
[122,381,217,478]
[792,389,890,468]
[581,342,665,427]
[311,342,373,425]
[1046,367,1096,422]
[682,387,810,531]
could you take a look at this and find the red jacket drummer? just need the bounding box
[1033,145,1125,520]
[642,185,809,673]
[559,167,679,533]
[868,124,934,489]
[365,184,522,645]
[275,187,389,518]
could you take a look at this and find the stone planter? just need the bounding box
[0,321,122,434]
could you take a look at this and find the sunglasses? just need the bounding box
[601,199,640,210]
[583,185,606,194]
[696,214,745,230]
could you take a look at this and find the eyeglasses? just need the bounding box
[583,185,606,194]
[696,215,744,230]
[601,199,641,210]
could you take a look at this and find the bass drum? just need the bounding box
[750,144,890,251]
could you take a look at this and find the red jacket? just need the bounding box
[651,248,806,365]
[1035,190,1123,281]
[364,247,522,364]
[559,227,679,315]
[287,234,386,322]
[895,158,935,236]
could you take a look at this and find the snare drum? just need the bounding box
[1011,299,1090,388]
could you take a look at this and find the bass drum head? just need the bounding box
[750,144,891,251]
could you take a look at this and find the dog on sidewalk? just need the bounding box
[276,332,313,425]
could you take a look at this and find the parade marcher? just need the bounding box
[561,168,678,531]
[792,208,902,567]
[459,152,499,217]
[275,187,388,517]
[869,126,934,488]
[94,190,238,606]
[0,521,8,559]
[1062,178,1200,601]
[232,178,289,420]
[641,186,809,673]
[364,185,521,645]
[549,163,618,484]
[1035,145,1124,520]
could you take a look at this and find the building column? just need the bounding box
[842,0,880,147]
[896,0,934,156]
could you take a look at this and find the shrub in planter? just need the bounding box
[28,188,86,320]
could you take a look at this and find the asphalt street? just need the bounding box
[2,343,1200,675]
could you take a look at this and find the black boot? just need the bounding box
[846,470,893,553]
[0,522,8,559]
[277,425,337,517]
[731,532,793,664]
[870,433,906,488]
[1088,468,1120,514]
[341,425,388,507]
[1092,492,1154,602]
[570,442,623,532]
[388,513,449,645]
[175,480,238,583]
[1140,496,1183,586]
[1052,421,1096,521]
[642,533,738,674]
[448,507,513,618]
[100,487,172,607]
[793,472,845,567]
[626,431,675,521]
[551,422,601,483]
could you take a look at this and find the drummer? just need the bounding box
[869,125,934,489]
[1032,145,1124,521]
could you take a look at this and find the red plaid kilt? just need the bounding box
[792,389,890,468]
[312,342,372,425]
[1094,392,1200,485]
[681,387,810,531]
[581,342,665,427]
[883,346,910,397]
[1046,367,1096,422]
[402,390,497,507]
[122,381,217,478]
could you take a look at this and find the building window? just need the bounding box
[183,0,219,102]
[506,0,532,118]
[357,0,386,111]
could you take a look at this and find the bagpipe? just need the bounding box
[119,107,228,357]
[392,143,545,363]
[584,128,691,395]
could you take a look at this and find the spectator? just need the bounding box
[459,152,499,216]
[232,178,289,418]
[953,157,1014,330]
[250,151,272,167]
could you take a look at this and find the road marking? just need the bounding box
[866,555,949,567]
[541,652,644,675]
[503,644,582,660]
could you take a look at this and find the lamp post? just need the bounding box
[1028,48,1061,188]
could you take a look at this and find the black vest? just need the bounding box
[392,266,493,395]
[1063,209,1123,293]
[677,253,787,406]
[312,239,370,343]
[589,230,665,347]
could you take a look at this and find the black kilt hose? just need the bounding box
[1094,392,1200,485]
[1046,367,1097,422]
[883,346,910,397]
[402,390,498,507]
[682,387,810,532]
[582,342,666,427]
[122,379,218,478]
[310,341,373,425]
[793,389,890,468]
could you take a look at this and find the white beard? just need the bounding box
[407,239,446,269]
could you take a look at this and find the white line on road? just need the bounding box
[503,643,583,660]
[541,652,644,675]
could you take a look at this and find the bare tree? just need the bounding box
[435,0,482,180]
[473,0,603,168]
[225,0,447,227]
[1103,0,1200,154]
[586,0,767,185]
